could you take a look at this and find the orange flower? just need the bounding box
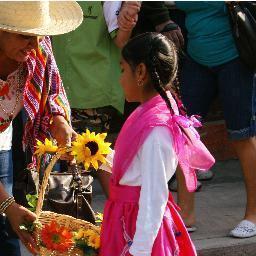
[41,221,74,252]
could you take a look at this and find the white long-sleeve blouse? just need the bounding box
[102,126,178,256]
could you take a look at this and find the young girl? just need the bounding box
[100,32,215,256]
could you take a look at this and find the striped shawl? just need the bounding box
[23,36,70,152]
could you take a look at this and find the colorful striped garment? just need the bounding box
[22,36,70,152]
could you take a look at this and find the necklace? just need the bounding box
[0,65,24,121]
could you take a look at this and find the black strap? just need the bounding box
[69,164,83,193]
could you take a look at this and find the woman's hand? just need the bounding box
[49,115,77,160]
[5,203,38,255]
[118,1,141,31]
[50,115,77,146]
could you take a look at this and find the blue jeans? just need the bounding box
[0,150,20,256]
[180,56,256,140]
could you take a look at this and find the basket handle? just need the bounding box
[35,152,62,217]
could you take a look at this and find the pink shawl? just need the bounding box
[112,92,215,192]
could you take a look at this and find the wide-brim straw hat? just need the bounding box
[0,1,83,36]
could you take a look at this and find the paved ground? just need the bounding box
[21,159,256,255]
[190,160,256,256]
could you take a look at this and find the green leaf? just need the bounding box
[26,194,38,212]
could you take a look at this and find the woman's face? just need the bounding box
[0,31,43,62]
[119,58,141,102]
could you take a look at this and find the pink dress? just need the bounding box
[100,93,215,256]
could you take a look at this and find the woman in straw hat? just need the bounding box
[0,1,83,255]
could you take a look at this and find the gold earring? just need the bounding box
[138,80,143,87]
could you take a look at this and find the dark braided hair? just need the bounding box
[122,32,178,114]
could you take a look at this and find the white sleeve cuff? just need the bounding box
[103,1,121,33]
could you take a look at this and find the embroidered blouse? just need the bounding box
[0,67,25,150]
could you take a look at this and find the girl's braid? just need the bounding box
[149,56,174,114]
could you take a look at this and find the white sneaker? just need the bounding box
[196,169,214,181]
[230,220,256,238]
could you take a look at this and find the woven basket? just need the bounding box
[34,152,99,256]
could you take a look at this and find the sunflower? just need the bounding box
[74,228,94,240]
[74,228,100,250]
[34,138,58,157]
[41,221,73,252]
[71,129,111,170]
[87,232,100,249]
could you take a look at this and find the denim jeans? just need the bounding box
[180,56,256,140]
[0,150,20,256]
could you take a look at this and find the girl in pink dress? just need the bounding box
[100,32,215,256]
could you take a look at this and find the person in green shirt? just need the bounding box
[53,2,140,132]
[53,1,140,197]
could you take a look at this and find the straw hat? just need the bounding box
[0,1,83,36]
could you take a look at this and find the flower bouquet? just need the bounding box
[27,130,111,256]
[36,215,101,256]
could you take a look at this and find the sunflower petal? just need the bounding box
[84,161,90,171]
[91,159,99,169]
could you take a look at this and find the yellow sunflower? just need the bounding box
[74,229,94,240]
[71,129,111,170]
[34,138,58,157]
[87,232,100,249]
[74,228,100,249]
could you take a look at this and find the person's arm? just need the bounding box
[115,2,141,48]
[104,1,140,48]
[129,127,177,255]
[114,28,133,49]
[142,1,171,26]
[0,183,38,255]
[97,149,114,198]
[142,1,184,48]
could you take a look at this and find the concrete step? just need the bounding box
[196,237,256,256]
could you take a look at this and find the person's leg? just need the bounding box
[95,170,111,198]
[217,58,256,235]
[178,56,217,227]
[232,138,256,222]
[0,150,21,256]
[176,166,195,227]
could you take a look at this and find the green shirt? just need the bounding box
[53,2,124,113]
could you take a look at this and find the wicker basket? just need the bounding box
[34,152,99,256]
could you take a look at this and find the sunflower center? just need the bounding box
[52,234,61,244]
[85,141,99,155]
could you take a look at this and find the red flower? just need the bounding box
[41,221,74,252]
